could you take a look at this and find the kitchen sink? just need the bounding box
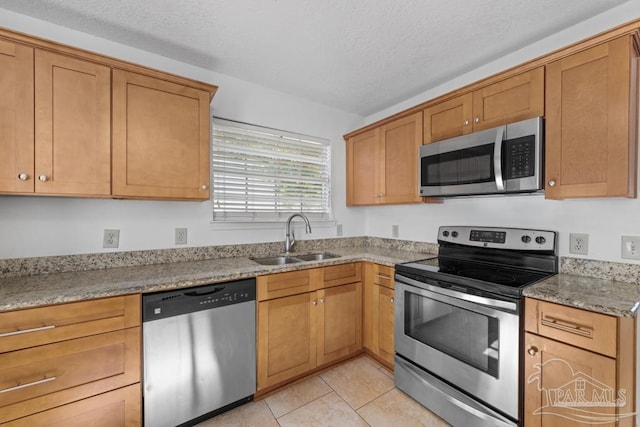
[251,255,302,265]
[295,252,340,261]
[251,252,340,265]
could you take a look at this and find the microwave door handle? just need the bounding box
[493,126,505,191]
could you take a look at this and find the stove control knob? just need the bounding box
[535,236,546,244]
[521,235,531,243]
[442,231,450,237]
[451,231,458,238]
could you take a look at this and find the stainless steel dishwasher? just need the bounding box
[142,278,256,427]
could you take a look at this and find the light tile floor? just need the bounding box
[197,355,450,426]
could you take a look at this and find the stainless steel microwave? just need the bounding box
[420,117,544,197]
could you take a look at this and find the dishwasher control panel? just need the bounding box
[142,278,256,322]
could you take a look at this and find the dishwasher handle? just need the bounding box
[184,286,225,297]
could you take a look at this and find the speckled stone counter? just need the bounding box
[0,245,433,312]
[524,274,640,317]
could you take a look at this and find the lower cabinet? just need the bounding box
[0,295,141,426]
[363,263,395,367]
[257,264,362,392]
[523,297,636,427]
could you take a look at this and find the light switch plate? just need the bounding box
[622,236,640,260]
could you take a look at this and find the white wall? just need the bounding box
[364,1,640,263]
[0,8,366,259]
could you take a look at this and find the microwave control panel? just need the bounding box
[503,135,535,179]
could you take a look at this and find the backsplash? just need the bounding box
[561,257,640,285]
[0,237,438,279]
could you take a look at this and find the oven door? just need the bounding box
[394,275,520,420]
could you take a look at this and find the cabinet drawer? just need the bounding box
[4,383,141,427]
[321,263,362,288]
[0,294,141,353]
[525,298,617,357]
[372,264,394,289]
[0,328,140,423]
[258,269,316,301]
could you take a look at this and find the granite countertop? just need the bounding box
[0,246,433,312]
[524,274,640,317]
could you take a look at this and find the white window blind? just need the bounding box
[212,118,332,222]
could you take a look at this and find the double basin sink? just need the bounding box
[251,252,340,265]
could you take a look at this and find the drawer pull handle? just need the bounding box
[0,325,55,338]
[376,274,391,280]
[0,376,56,393]
[541,317,593,338]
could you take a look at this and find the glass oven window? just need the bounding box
[421,143,494,186]
[404,290,499,378]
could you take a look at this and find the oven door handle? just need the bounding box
[493,126,505,191]
[396,275,517,312]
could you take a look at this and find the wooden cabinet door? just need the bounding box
[346,128,379,205]
[112,69,211,200]
[523,332,619,427]
[545,37,638,199]
[0,40,34,194]
[257,293,316,391]
[317,283,362,366]
[34,51,111,196]
[423,93,473,143]
[472,67,544,131]
[379,112,423,204]
[5,383,140,427]
[372,284,394,366]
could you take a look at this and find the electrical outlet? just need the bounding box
[392,224,399,238]
[103,229,120,248]
[622,236,640,260]
[336,224,343,237]
[175,228,188,245]
[569,233,588,255]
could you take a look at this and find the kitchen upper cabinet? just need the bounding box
[423,68,544,143]
[0,45,111,196]
[346,112,423,206]
[35,51,111,196]
[0,40,33,194]
[545,36,638,199]
[112,69,211,200]
[523,298,636,427]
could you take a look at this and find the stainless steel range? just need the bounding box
[394,226,558,427]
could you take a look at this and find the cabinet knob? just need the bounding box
[201,184,208,190]
[390,297,394,303]
[463,120,469,126]
[17,173,29,181]
[379,193,384,197]
[312,300,317,306]
[474,117,480,123]
[548,180,556,187]
[319,298,325,304]
[527,346,538,356]
[38,175,48,182]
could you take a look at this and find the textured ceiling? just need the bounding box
[0,0,631,115]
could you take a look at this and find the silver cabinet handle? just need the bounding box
[527,346,538,356]
[17,173,29,181]
[0,376,56,393]
[474,117,480,123]
[319,298,324,304]
[312,300,317,306]
[548,180,556,187]
[0,324,55,338]
[376,274,391,280]
[201,184,208,190]
[38,175,48,182]
[463,120,469,126]
[390,297,394,303]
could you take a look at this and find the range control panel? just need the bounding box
[439,226,556,252]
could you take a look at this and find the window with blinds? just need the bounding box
[211,118,332,222]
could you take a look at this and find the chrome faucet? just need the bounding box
[284,213,312,254]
